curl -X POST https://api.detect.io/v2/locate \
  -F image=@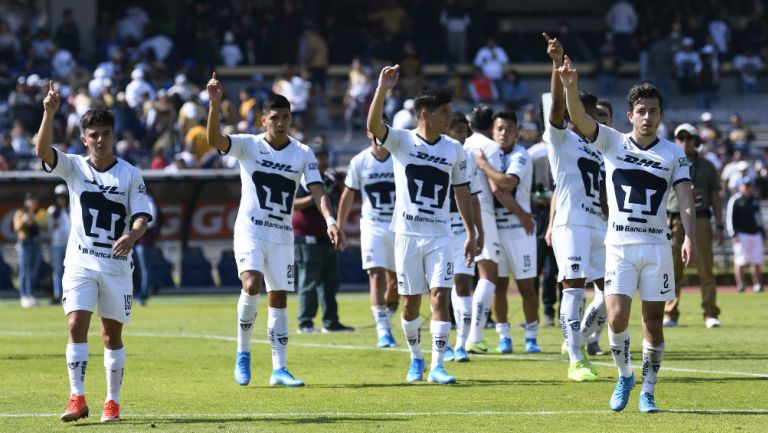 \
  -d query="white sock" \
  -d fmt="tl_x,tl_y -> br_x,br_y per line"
66,343 -> 89,396
469,279 -> 495,343
267,307 -> 288,370
560,288 -> 585,362
609,328 -> 633,377
237,292 -> 260,352
583,289 -> 606,343
495,322 -> 511,340
455,295 -> 472,350
641,340 -> 665,395
524,320 -> 539,340
401,315 -> 423,361
430,320 -> 451,369
372,306 -> 389,338
104,347 -> 125,404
